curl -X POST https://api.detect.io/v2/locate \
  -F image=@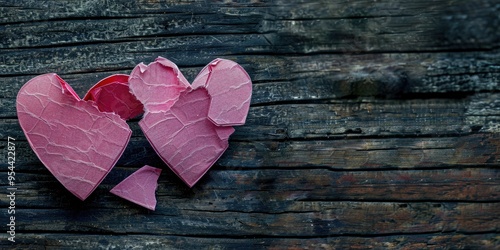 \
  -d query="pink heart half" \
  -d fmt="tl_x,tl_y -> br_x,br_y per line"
129,57 -> 252,187
16,74 -> 133,200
